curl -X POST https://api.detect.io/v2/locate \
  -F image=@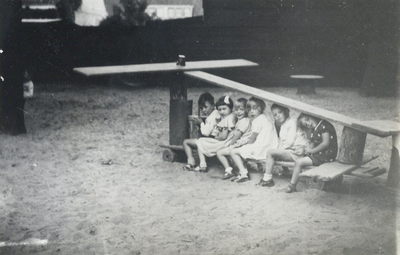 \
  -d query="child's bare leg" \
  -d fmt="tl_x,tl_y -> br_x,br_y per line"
197,148 -> 207,168
287,157 -> 313,192
216,147 -> 231,170
183,139 -> 196,165
217,148 -> 235,179
230,148 -> 248,178
265,149 -> 293,174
